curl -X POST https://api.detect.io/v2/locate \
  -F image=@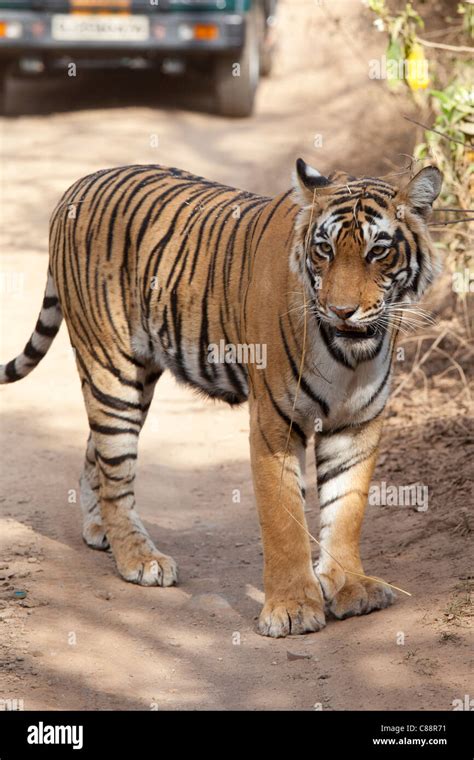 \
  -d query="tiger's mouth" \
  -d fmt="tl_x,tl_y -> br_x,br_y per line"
334,324 -> 378,340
